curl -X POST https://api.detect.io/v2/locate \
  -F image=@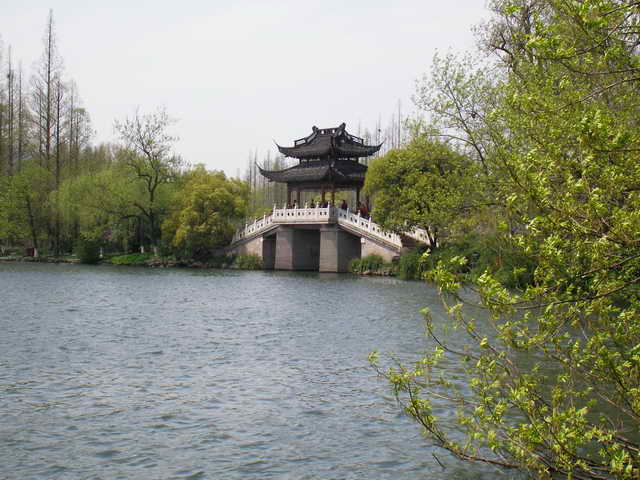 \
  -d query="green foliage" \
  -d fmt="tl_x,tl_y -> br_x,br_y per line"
348,258 -> 361,273
0,164 -> 53,249
75,237 -> 101,264
114,108 -> 184,246
59,161 -> 135,241
374,1 -> 640,478
349,254 -> 386,274
232,254 -> 263,270
364,136 -> 481,246
421,234 -> 536,289
397,249 -> 426,280
107,253 -> 154,266
162,165 -> 249,260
